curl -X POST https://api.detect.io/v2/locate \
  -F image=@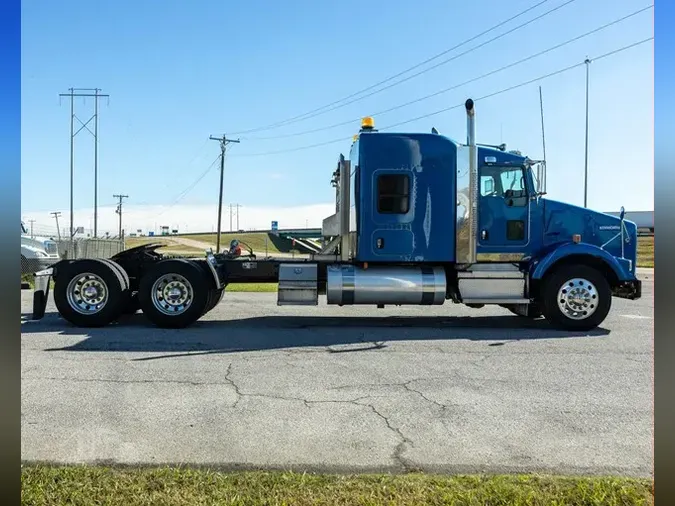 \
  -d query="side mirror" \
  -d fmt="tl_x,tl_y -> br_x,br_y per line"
484,179 -> 494,194
620,206 -> 625,221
